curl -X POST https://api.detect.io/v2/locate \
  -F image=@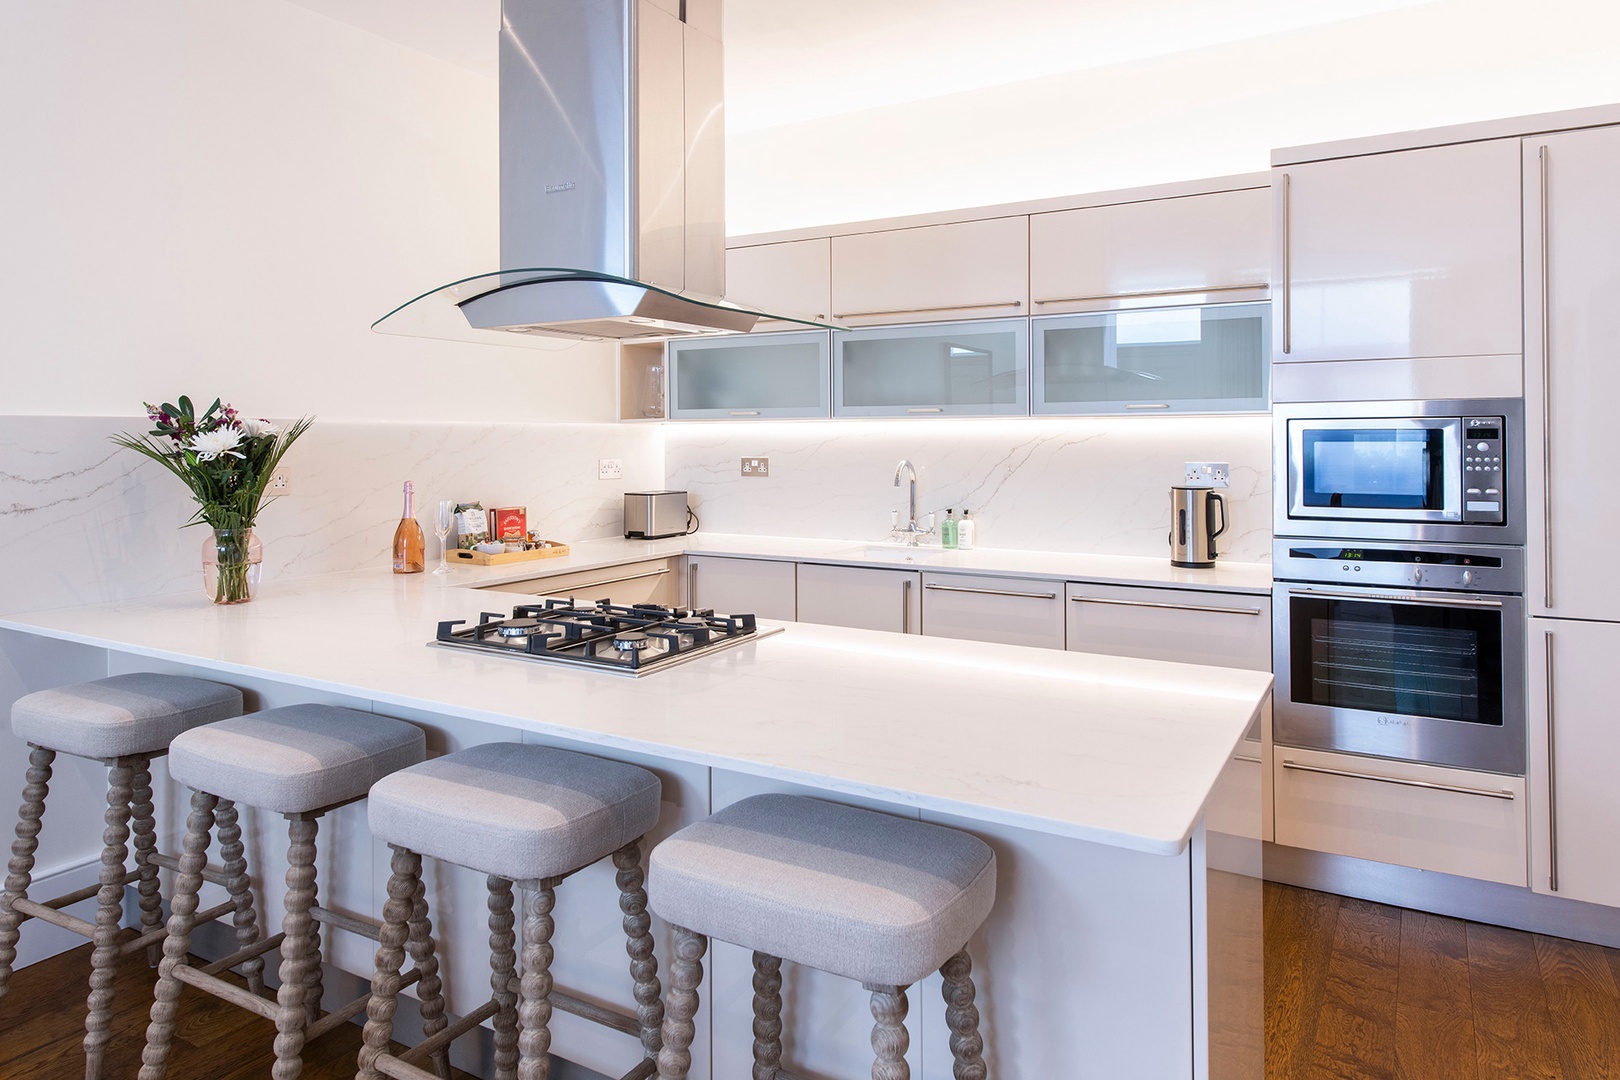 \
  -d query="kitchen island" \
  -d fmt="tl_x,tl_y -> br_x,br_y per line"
0,565 -> 1270,1080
